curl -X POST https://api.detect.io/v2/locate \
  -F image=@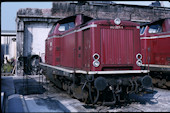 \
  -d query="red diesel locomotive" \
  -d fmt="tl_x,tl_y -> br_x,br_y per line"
40,14 -> 152,104
140,18 -> 170,88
